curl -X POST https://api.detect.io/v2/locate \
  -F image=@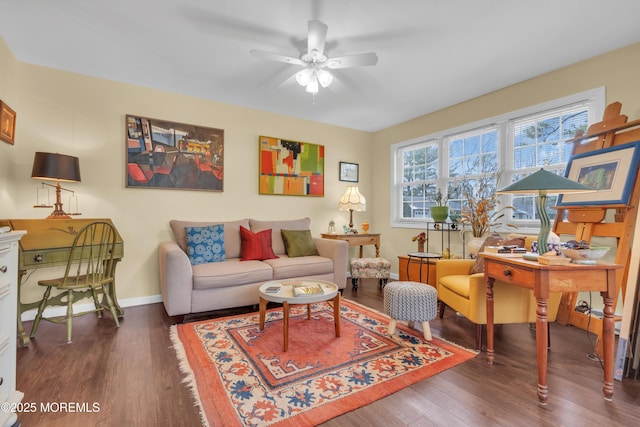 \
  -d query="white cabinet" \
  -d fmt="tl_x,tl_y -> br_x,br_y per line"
0,231 -> 25,427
